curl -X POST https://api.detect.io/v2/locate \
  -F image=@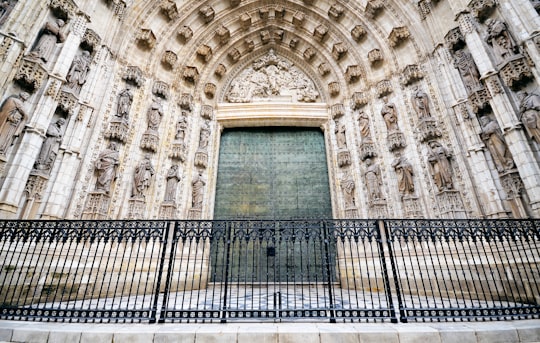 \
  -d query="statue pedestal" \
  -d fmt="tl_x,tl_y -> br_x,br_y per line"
345,208 -> 358,219
159,202 -> 177,219
81,192 -> 111,220
417,117 -> 441,142
106,120 -> 130,143
170,141 -> 186,162
128,197 -> 146,219
188,208 -> 202,219
195,151 -> 208,168
436,190 -> 466,219
359,141 -> 376,161
140,131 -> 159,152
402,195 -> 422,218
368,199 -> 388,219
337,150 -> 351,167
387,131 -> 406,151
